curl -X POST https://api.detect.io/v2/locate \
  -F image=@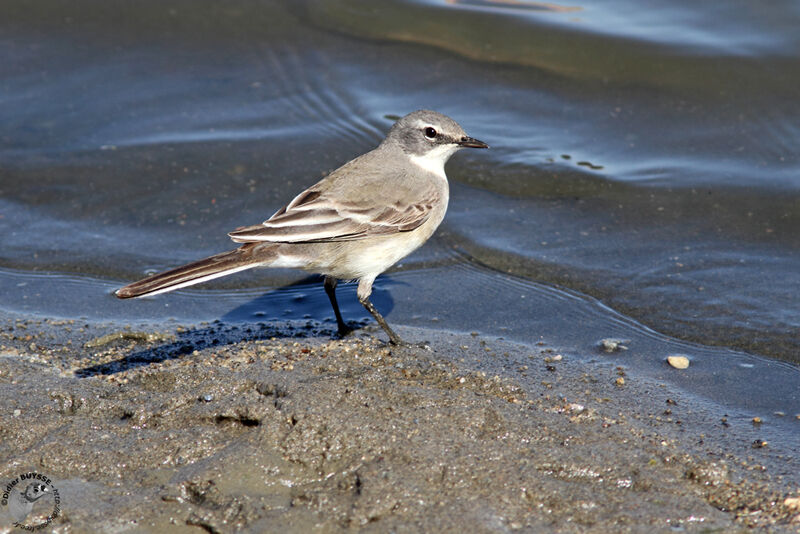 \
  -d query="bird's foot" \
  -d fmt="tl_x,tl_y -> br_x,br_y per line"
388,335 -> 407,347
333,324 -> 354,339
